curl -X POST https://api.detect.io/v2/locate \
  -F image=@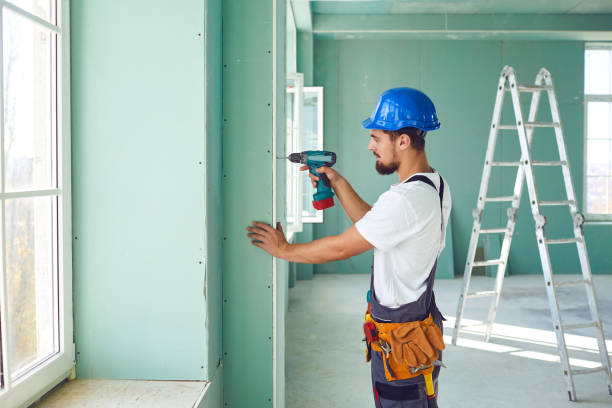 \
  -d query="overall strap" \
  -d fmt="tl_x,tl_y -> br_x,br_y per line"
403,174 -> 444,219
